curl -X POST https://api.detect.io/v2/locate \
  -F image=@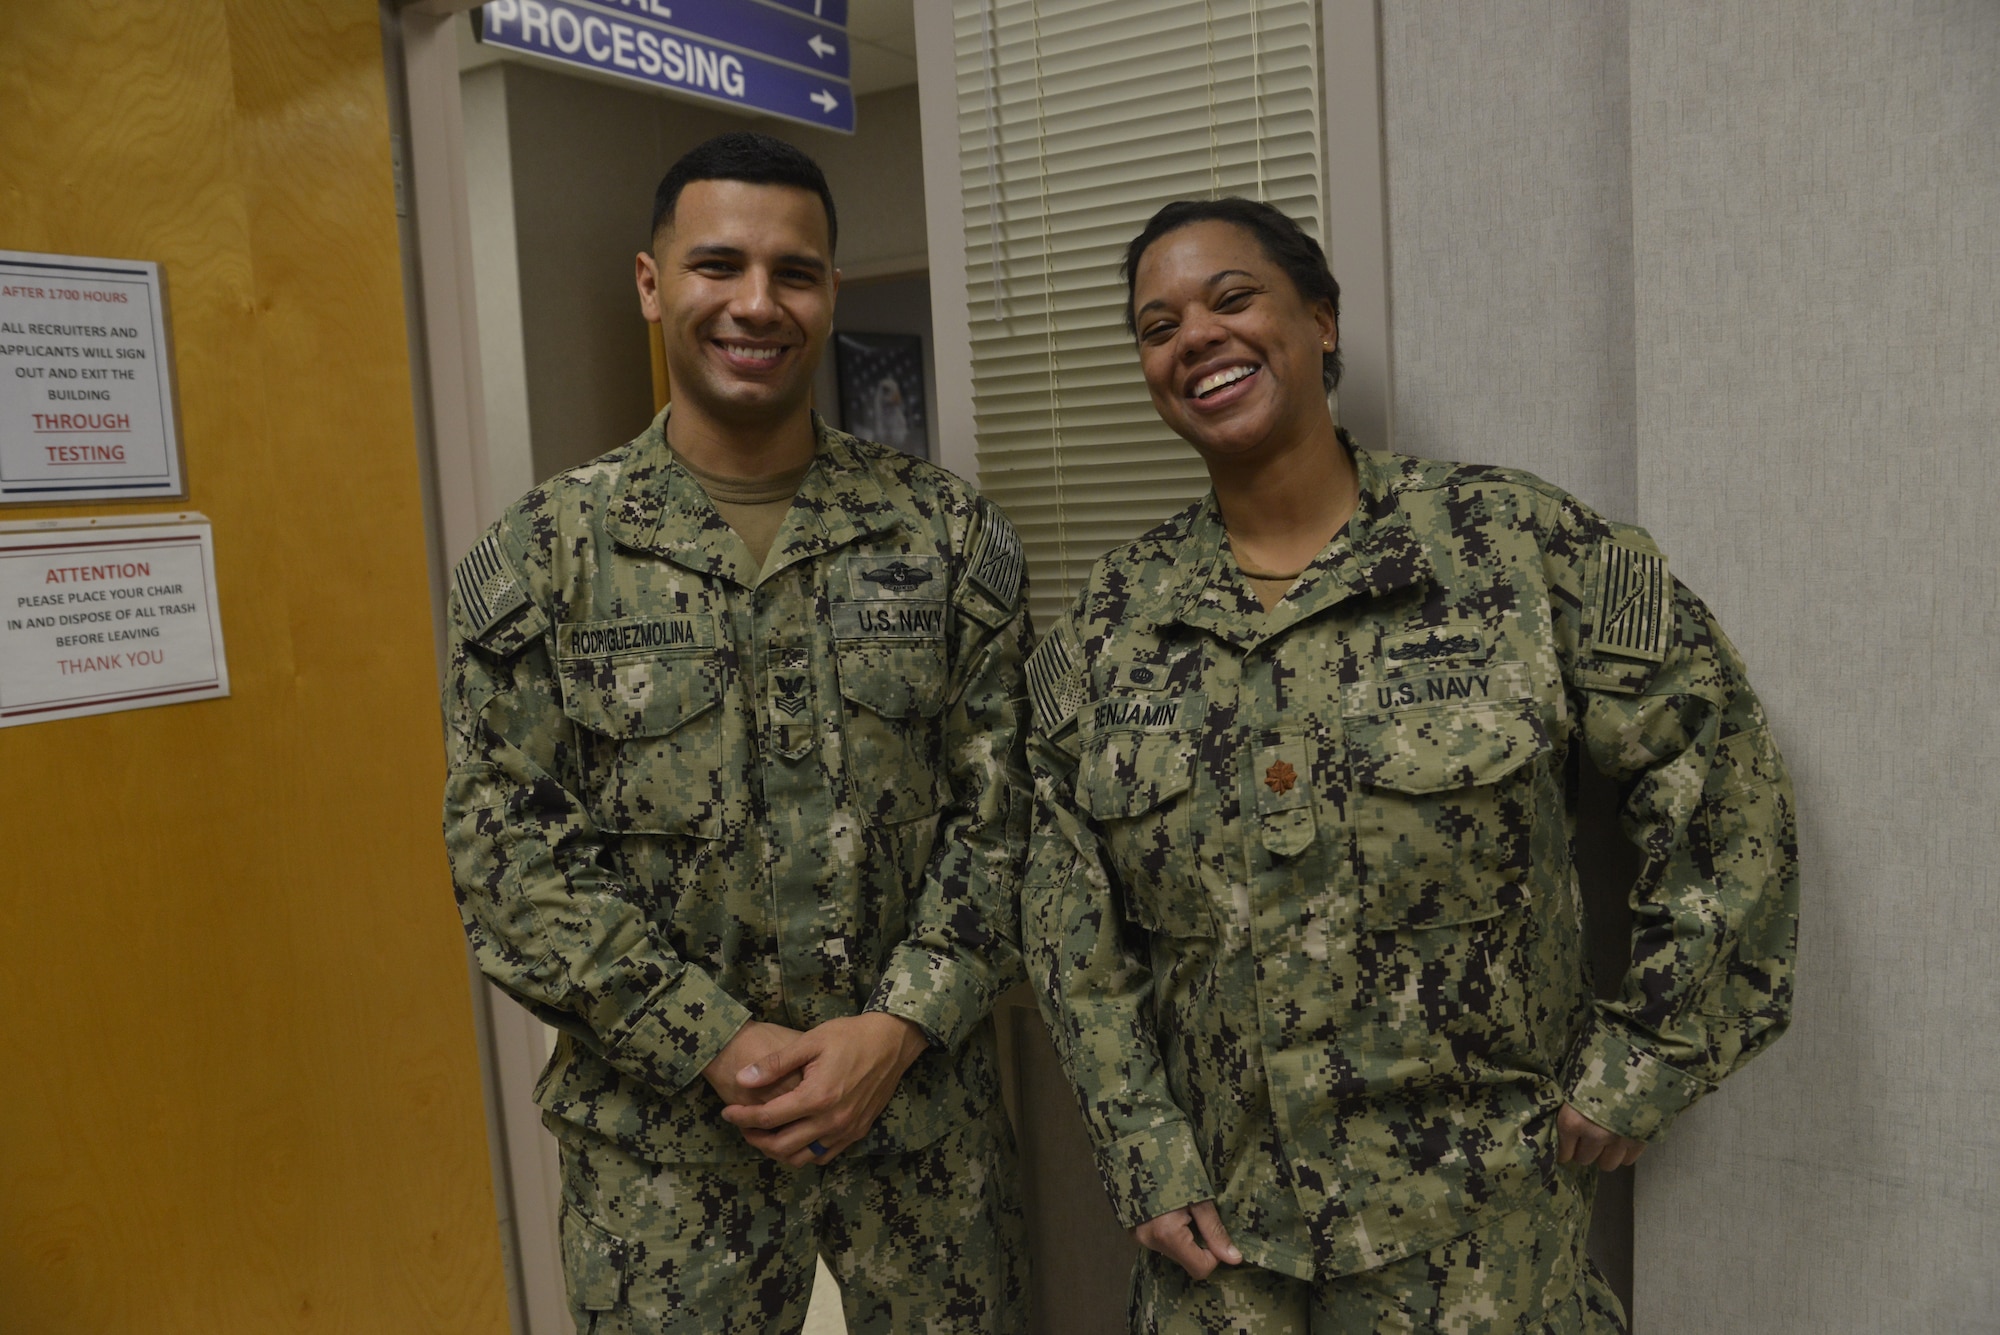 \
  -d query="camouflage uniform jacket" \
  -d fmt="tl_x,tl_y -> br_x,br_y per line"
442,410 -> 1033,1164
1023,444 -> 1797,1280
